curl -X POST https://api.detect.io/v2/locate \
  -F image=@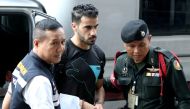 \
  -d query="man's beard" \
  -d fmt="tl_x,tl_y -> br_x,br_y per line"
78,32 -> 96,45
